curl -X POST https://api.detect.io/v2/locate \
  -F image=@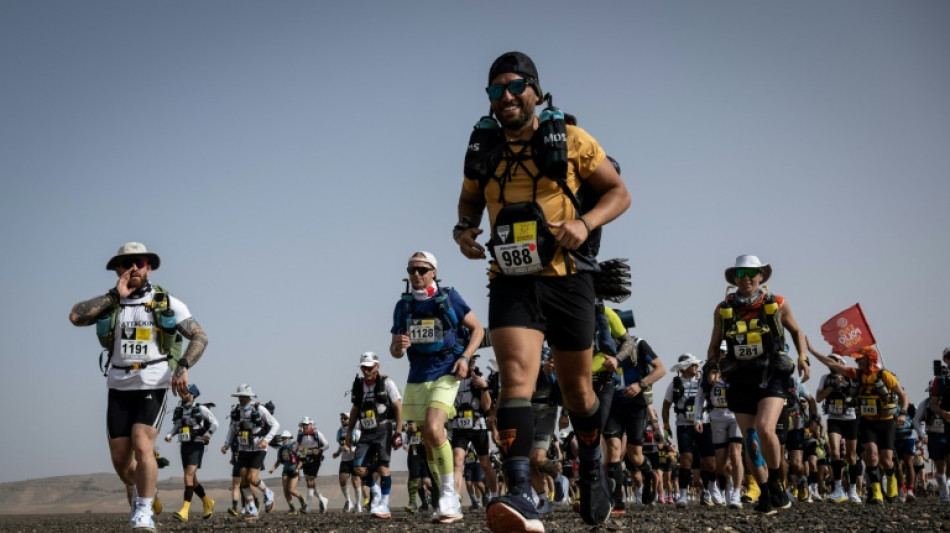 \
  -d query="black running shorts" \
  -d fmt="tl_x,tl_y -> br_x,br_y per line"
488,272 -> 595,351
107,388 -> 167,439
